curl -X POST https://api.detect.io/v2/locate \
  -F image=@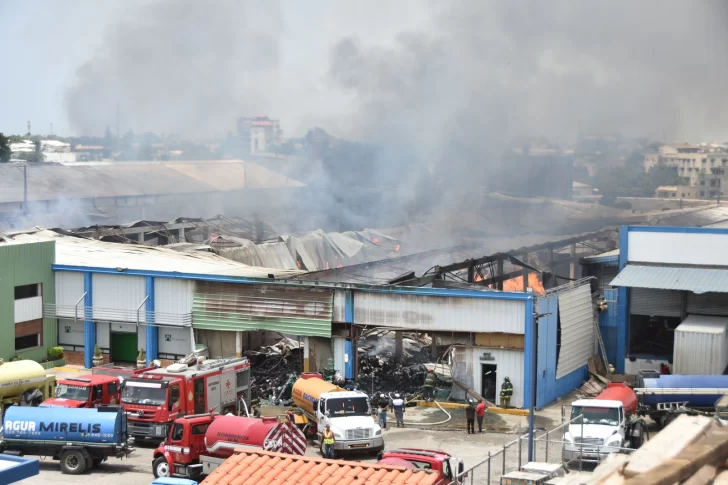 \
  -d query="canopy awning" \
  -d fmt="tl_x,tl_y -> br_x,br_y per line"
610,264 -> 728,294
